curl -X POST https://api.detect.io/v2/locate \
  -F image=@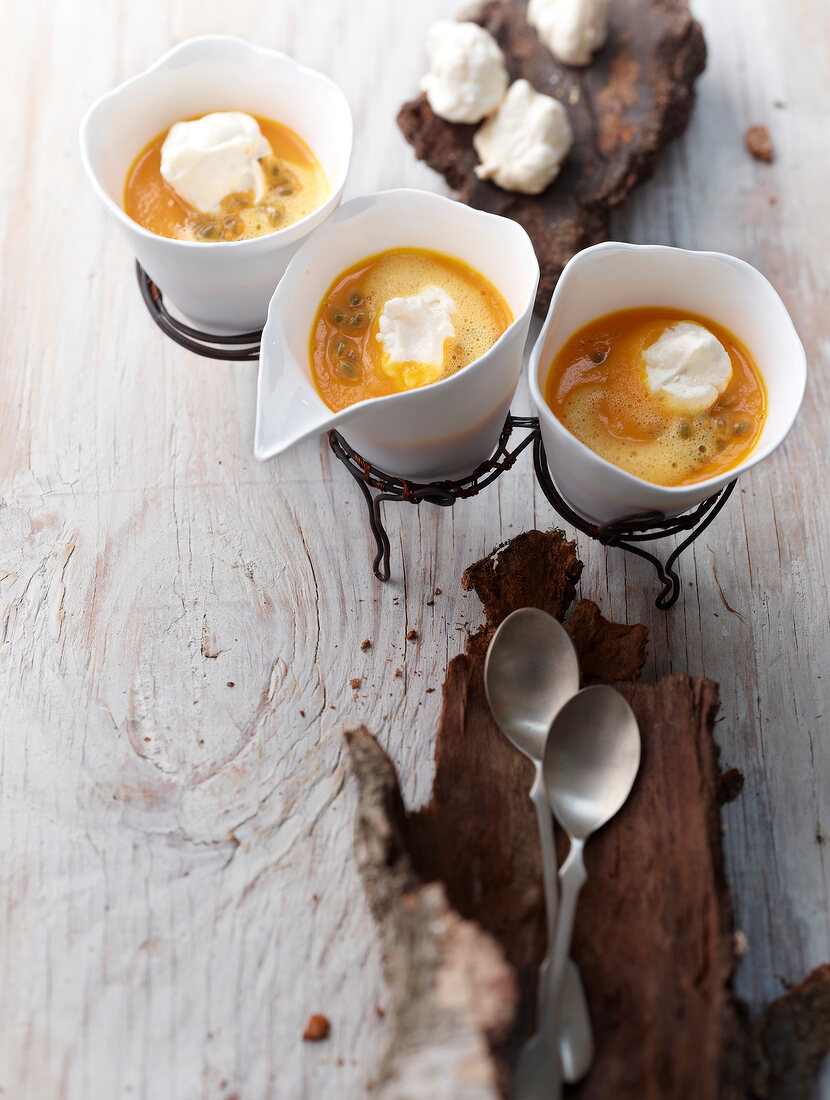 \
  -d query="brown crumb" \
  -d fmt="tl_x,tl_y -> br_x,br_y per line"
425,688 -> 435,694
434,587 -> 441,595
394,668 -> 402,678
406,629 -> 418,641
350,677 -> 361,690
426,599 -> 434,606
303,1014 -> 330,1041
745,124 -> 773,162
361,638 -> 372,651
717,767 -> 745,806
226,681 -> 234,688
300,709 -> 305,717
143,737 -> 151,742
375,1005 -> 385,1018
